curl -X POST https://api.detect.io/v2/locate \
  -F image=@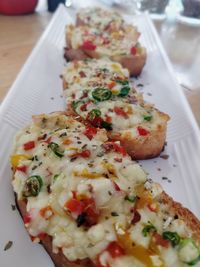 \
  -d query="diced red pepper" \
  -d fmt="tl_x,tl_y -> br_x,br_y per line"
102,37 -> 110,45
84,126 -> 97,140
38,232 -> 47,240
137,126 -> 149,136
105,114 -> 112,123
81,198 -> 99,226
153,232 -> 170,248
113,181 -> 121,191
147,203 -> 157,212
79,71 -> 86,78
71,149 -> 91,159
108,81 -> 116,89
103,142 -> 127,156
44,136 -> 52,144
65,198 -> 84,214
79,149 -> 91,158
38,134 -> 47,141
130,46 -> 137,55
66,196 -> 99,227
80,103 -> 88,111
80,91 -> 88,99
16,165 -> 27,173
113,143 -> 127,156
114,157 -> 122,163
23,141 -> 35,150
91,116 -> 103,127
114,107 -> 128,118
23,213 -> 31,225
131,210 -> 141,225
81,40 -> 96,50
96,241 -> 124,267
107,241 -> 125,258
